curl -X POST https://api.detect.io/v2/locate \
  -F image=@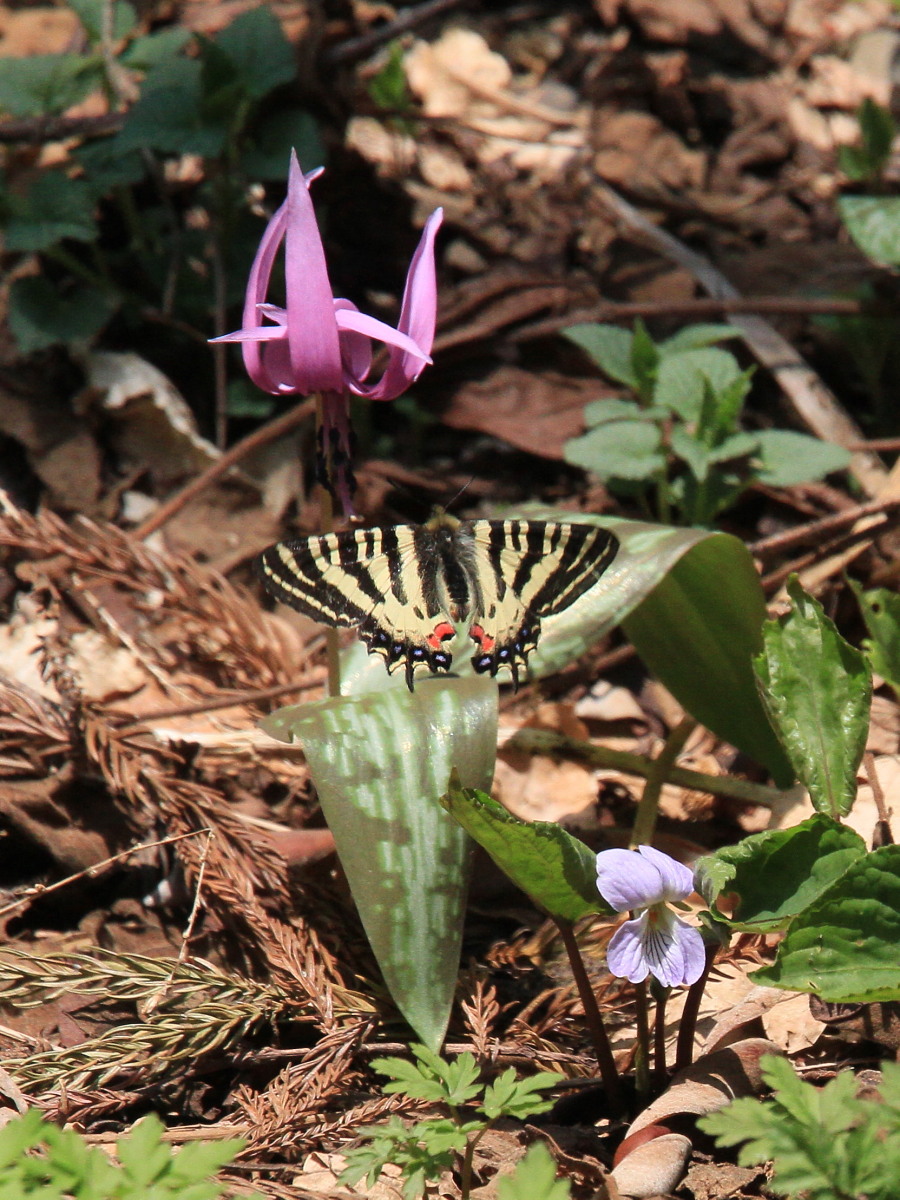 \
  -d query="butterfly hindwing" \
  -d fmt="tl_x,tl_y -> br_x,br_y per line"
257,526 -> 459,688
460,519 -> 619,685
